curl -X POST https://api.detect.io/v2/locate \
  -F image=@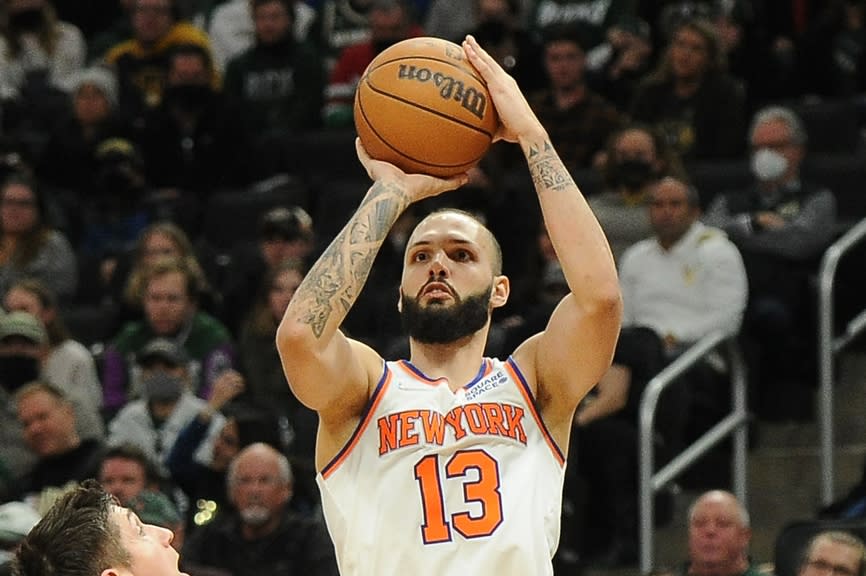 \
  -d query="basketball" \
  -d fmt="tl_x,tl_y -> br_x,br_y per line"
354,36 -> 499,178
